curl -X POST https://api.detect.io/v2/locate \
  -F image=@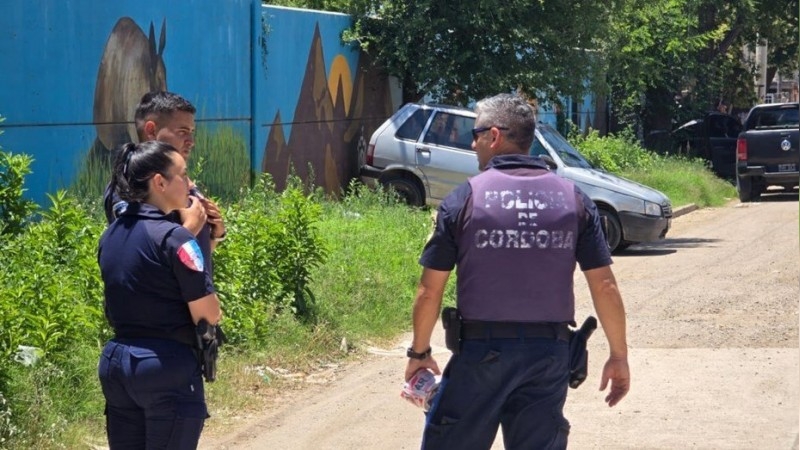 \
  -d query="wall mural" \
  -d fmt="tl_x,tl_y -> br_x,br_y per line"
73,16 -> 251,202
94,17 -> 168,153
261,24 -> 394,194
1,4 -> 390,205
69,17 -> 172,200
